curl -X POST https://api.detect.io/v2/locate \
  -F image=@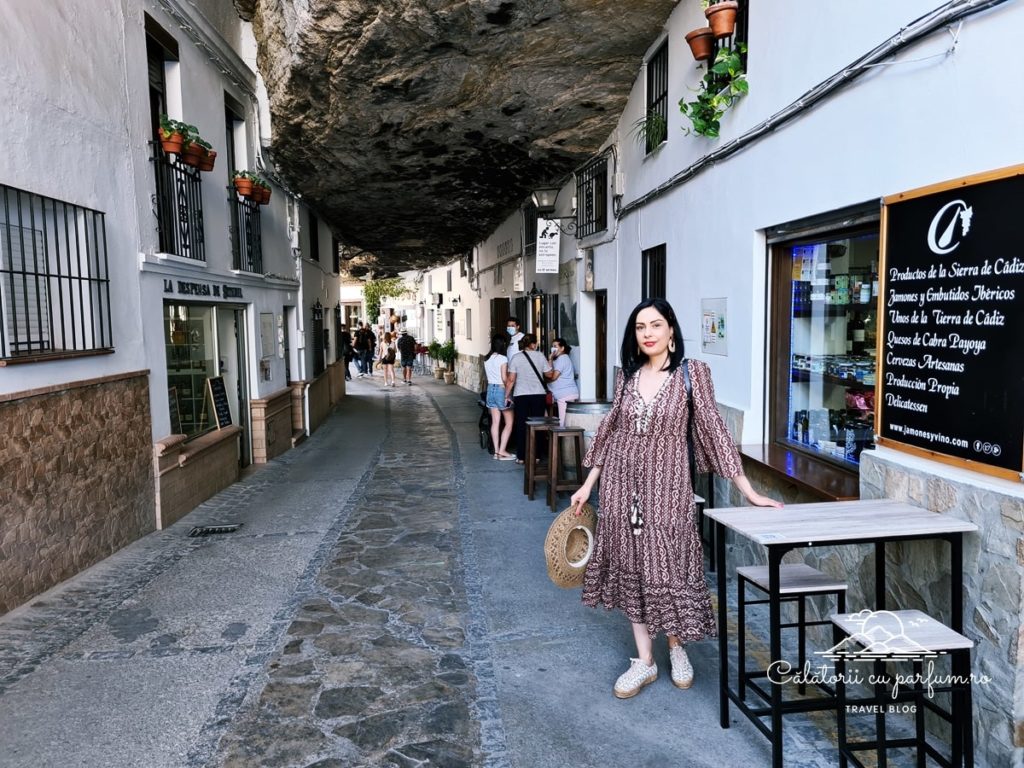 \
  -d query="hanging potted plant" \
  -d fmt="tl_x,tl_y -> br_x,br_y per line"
197,140 -> 217,172
679,43 -> 748,138
232,169 -> 255,198
180,125 -> 206,167
685,26 -> 715,62
704,0 -> 739,39
158,115 -> 186,154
